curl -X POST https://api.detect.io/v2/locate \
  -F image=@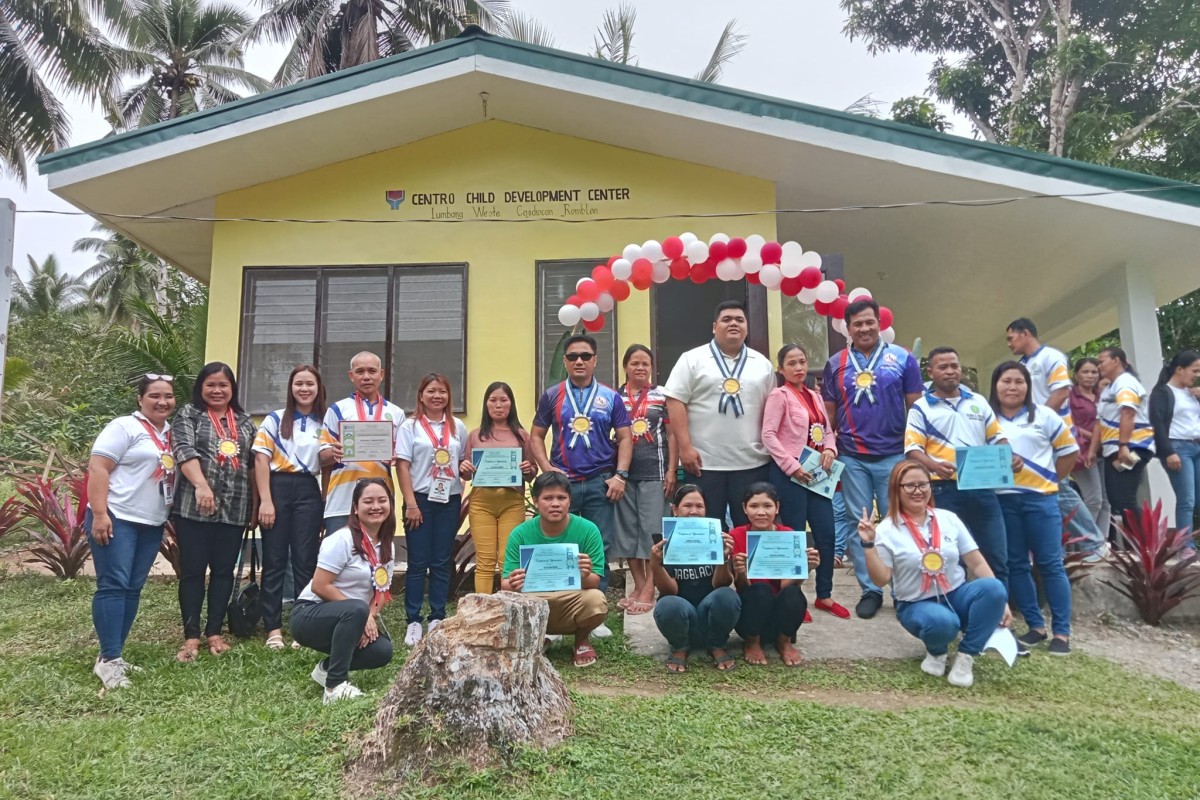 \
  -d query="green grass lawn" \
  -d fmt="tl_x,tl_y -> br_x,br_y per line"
1,574 -> 1197,799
